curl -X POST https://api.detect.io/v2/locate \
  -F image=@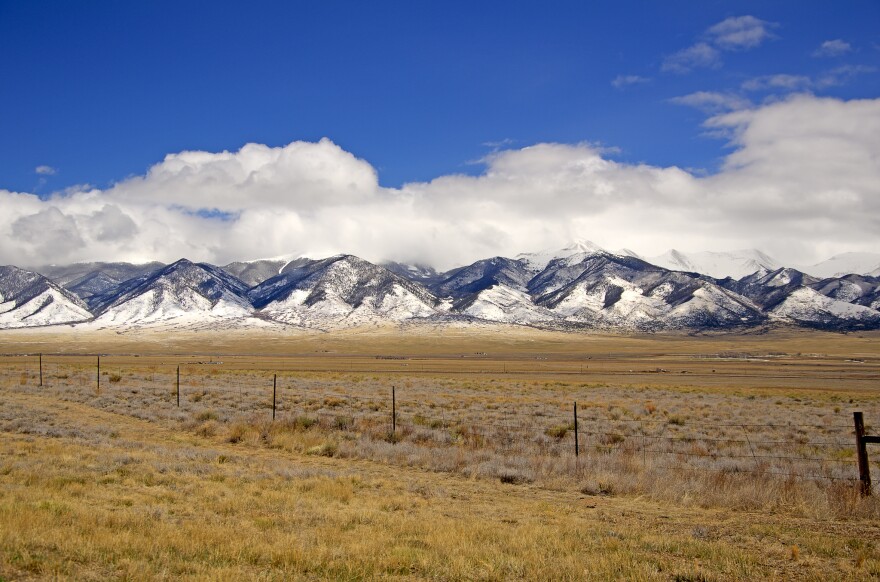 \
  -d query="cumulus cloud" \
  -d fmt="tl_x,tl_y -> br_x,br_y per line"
35,165 -> 57,176
813,39 -> 852,57
663,16 -> 775,74
0,95 -> 878,269
661,43 -> 720,74
741,74 -> 812,92
611,75 -> 650,88
705,16 -> 775,50
816,65 -> 877,88
670,91 -> 751,114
